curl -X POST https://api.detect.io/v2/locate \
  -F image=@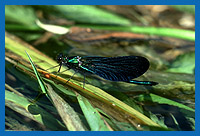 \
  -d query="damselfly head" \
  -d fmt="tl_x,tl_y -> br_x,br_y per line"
57,53 -> 66,64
